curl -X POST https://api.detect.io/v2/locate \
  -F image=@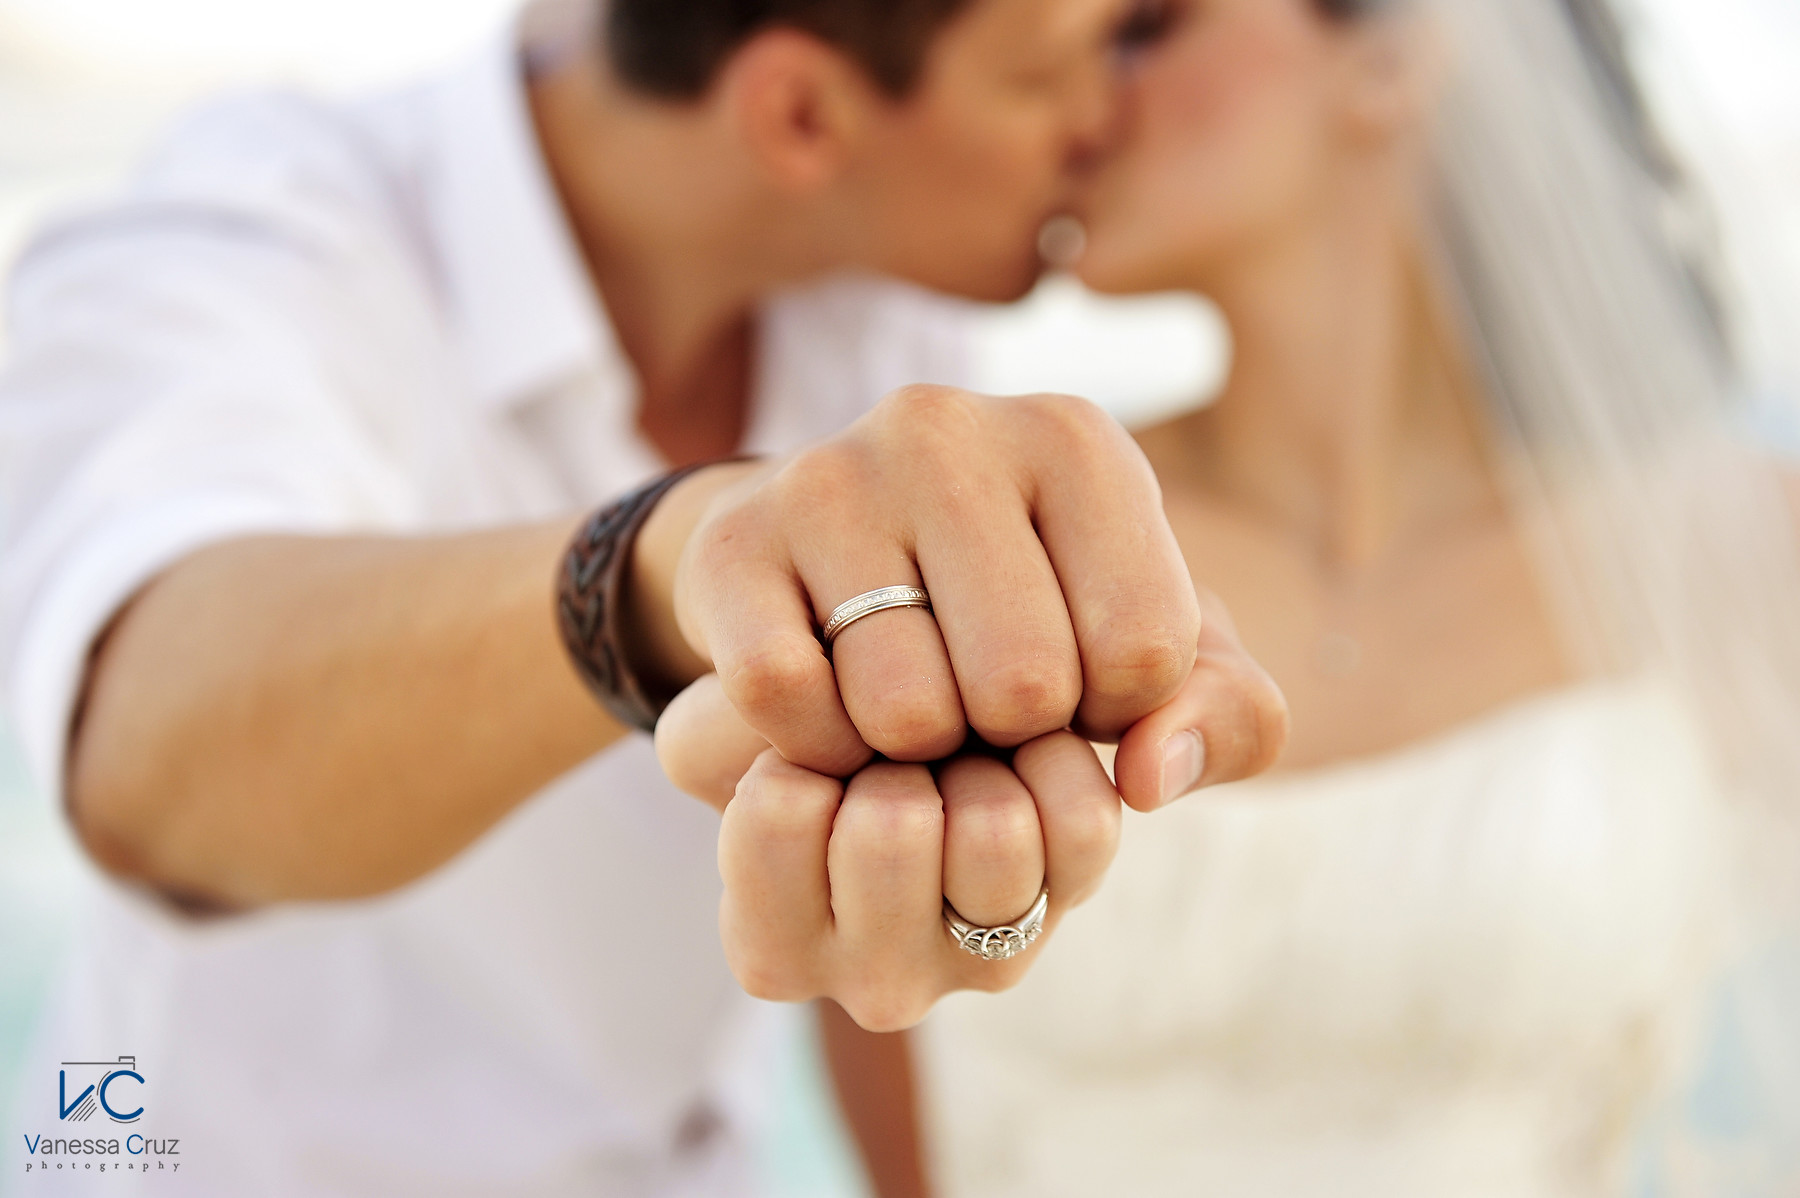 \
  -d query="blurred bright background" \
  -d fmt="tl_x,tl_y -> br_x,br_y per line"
0,0 -> 1796,1194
